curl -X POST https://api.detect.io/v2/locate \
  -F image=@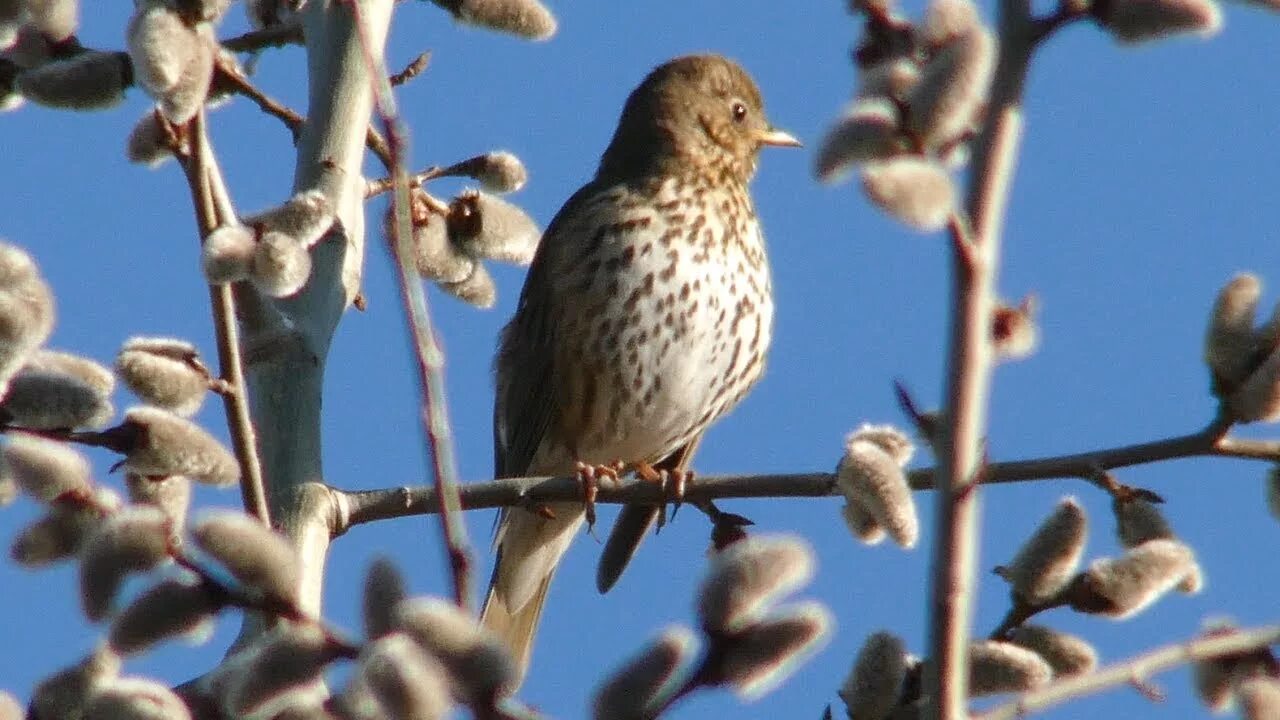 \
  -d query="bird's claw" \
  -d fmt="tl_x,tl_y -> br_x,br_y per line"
634,462 -> 693,530
576,461 -> 623,534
